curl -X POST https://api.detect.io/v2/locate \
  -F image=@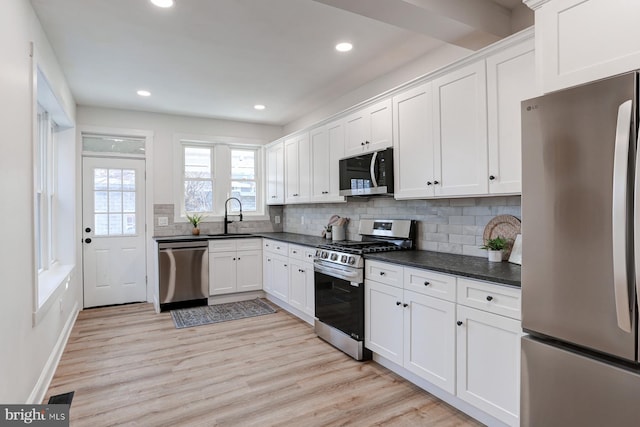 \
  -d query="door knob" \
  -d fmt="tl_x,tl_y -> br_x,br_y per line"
396,301 -> 402,306
486,295 -> 494,301
424,281 -> 430,286
433,180 -> 440,185
84,238 -> 92,244
489,175 -> 496,180
85,227 -> 91,233
427,181 -> 432,186
403,303 -> 408,308
457,321 -> 463,326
